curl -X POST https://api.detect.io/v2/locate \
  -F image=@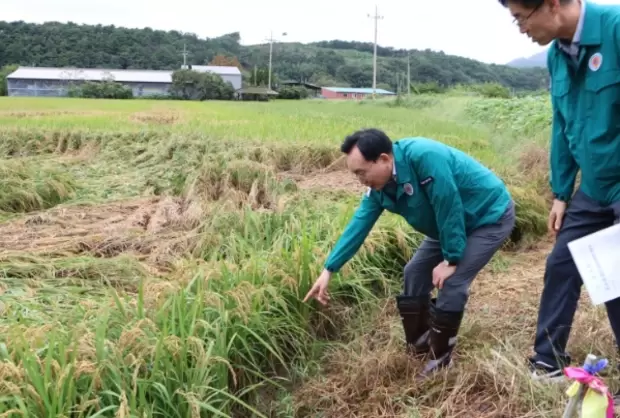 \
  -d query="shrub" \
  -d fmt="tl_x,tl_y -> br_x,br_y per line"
277,86 -> 310,100
67,80 -> 133,99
